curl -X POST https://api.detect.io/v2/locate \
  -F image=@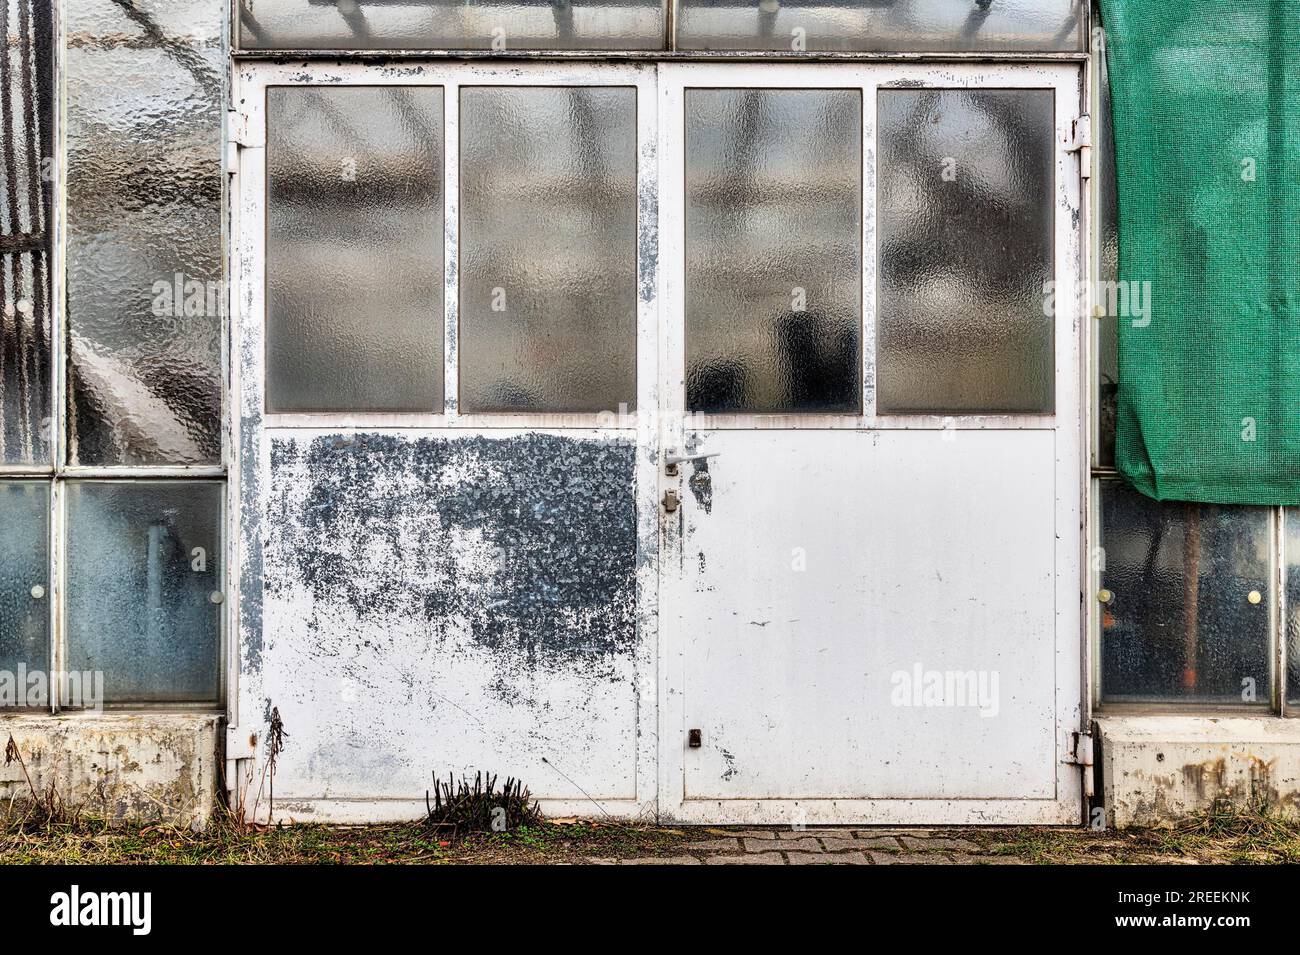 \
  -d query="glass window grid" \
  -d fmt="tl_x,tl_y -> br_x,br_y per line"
0,477 -> 227,710
0,5 -> 227,711
233,0 -> 1090,55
